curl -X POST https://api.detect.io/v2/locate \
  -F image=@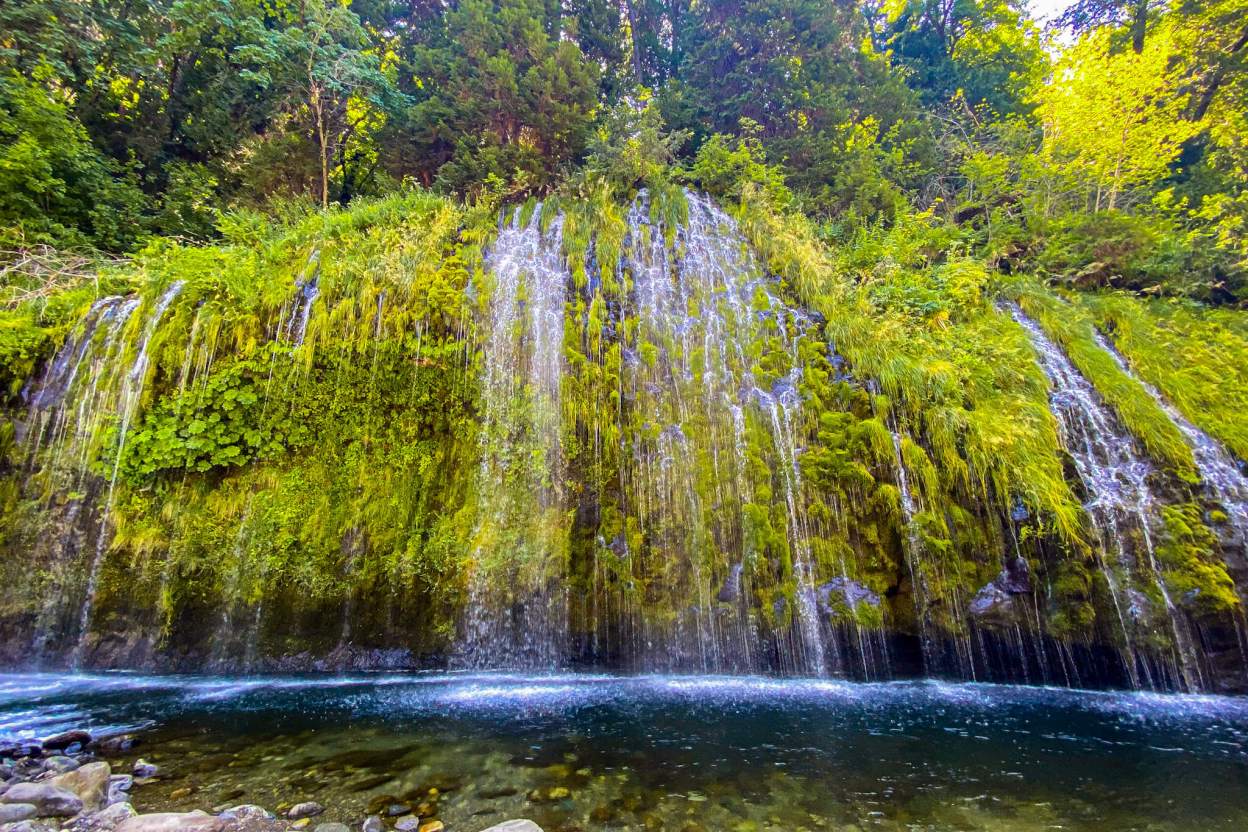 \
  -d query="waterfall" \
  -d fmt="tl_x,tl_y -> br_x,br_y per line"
605,191 -> 836,675
455,205 -> 570,669
1091,329 -> 1248,548
1008,303 -> 1203,689
72,282 -> 184,666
